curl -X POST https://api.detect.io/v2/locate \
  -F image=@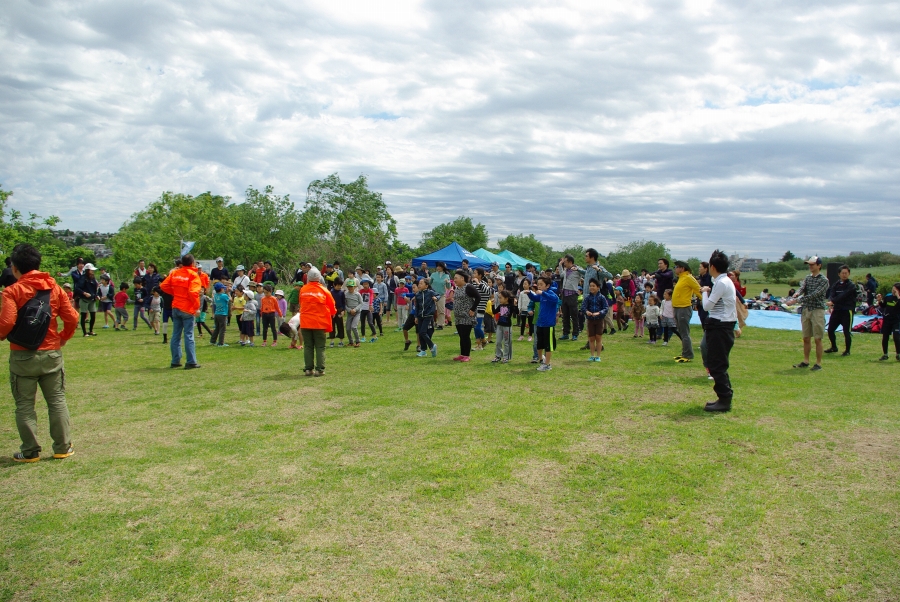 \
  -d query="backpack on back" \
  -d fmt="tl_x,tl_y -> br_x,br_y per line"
7,289 -> 53,350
